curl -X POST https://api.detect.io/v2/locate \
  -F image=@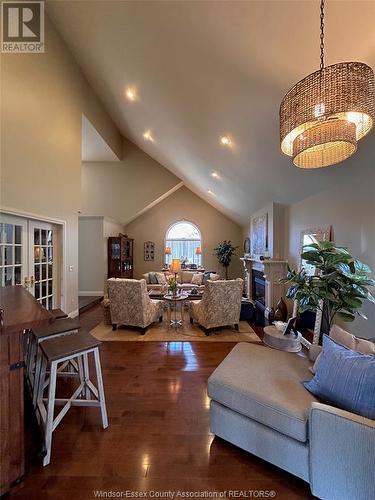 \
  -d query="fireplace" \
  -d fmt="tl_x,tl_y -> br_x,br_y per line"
252,270 -> 265,309
240,257 -> 287,322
